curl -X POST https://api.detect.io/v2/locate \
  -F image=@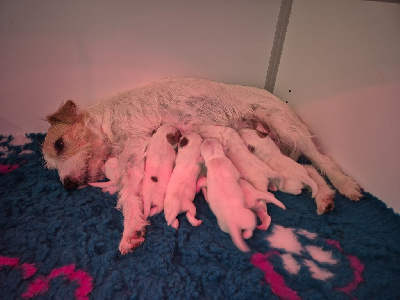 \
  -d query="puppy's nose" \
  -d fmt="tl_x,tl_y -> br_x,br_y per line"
63,177 -> 79,190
